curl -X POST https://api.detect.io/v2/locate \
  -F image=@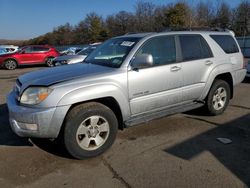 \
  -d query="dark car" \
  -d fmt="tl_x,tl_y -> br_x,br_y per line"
0,45 -> 60,70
